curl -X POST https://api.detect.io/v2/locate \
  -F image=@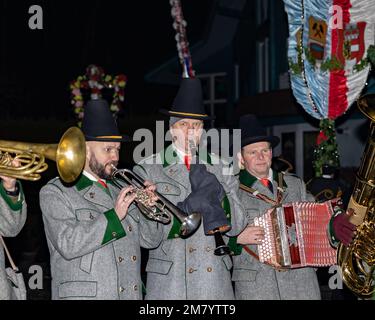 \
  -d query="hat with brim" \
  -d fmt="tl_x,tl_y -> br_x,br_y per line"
240,114 -> 280,148
159,77 -> 214,121
82,99 -> 130,142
